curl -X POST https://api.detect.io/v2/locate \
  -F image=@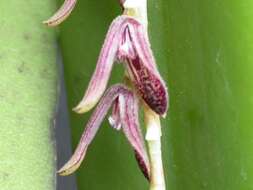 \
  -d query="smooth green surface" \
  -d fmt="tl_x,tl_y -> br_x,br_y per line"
149,1 -> 253,190
60,0 -> 253,190
0,1 -> 58,190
